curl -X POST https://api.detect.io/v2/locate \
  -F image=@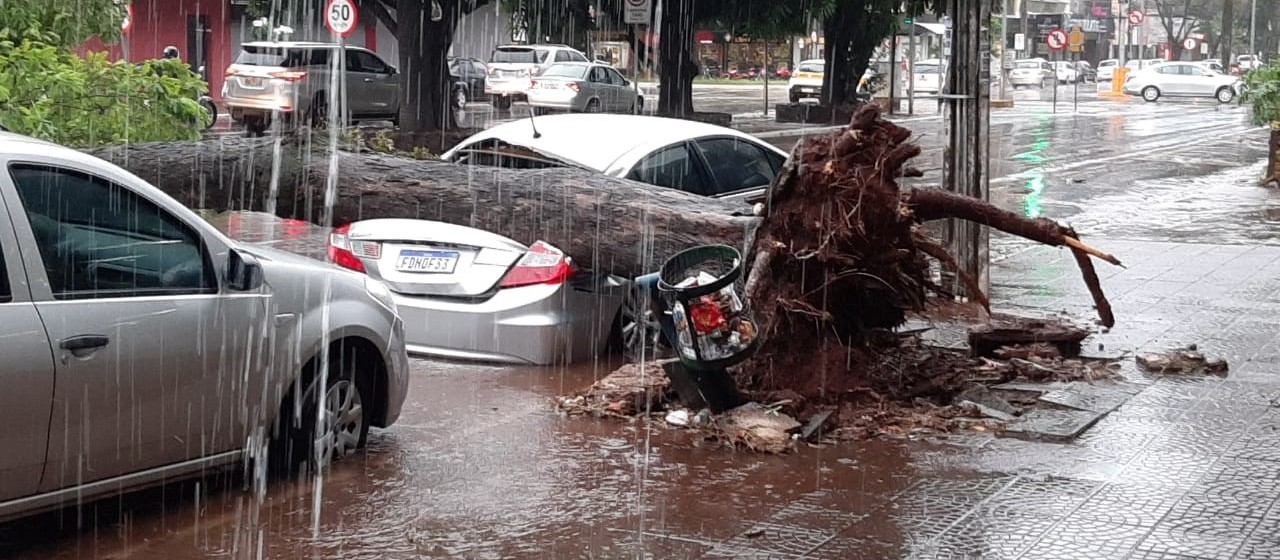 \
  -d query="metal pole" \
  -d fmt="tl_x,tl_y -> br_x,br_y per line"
889,37 -> 898,115
1073,51 -> 1079,112
763,41 -> 770,116
1118,5 -> 1127,67
1000,0 -> 1009,100
1250,0 -> 1257,57
1053,50 -> 1058,113
906,17 -> 916,113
